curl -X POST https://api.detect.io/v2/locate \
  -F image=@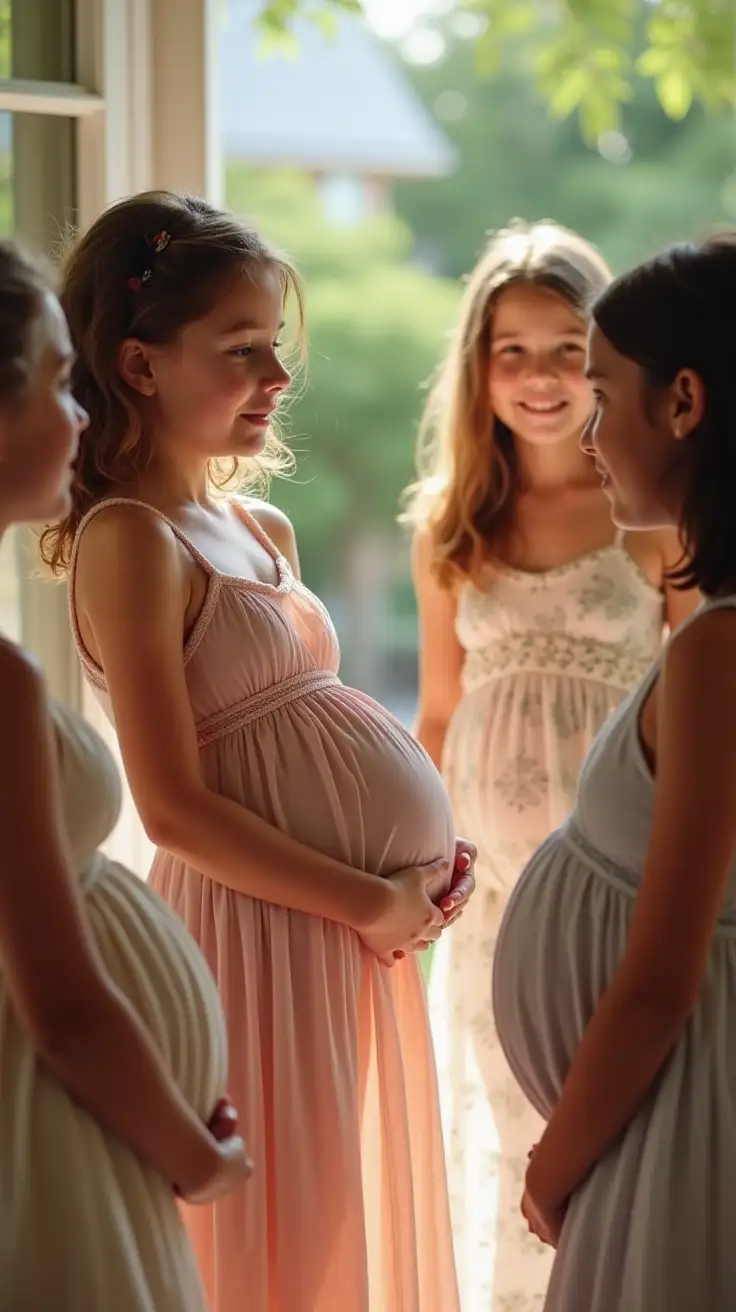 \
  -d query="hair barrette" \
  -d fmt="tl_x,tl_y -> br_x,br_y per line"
127,230 -> 171,293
